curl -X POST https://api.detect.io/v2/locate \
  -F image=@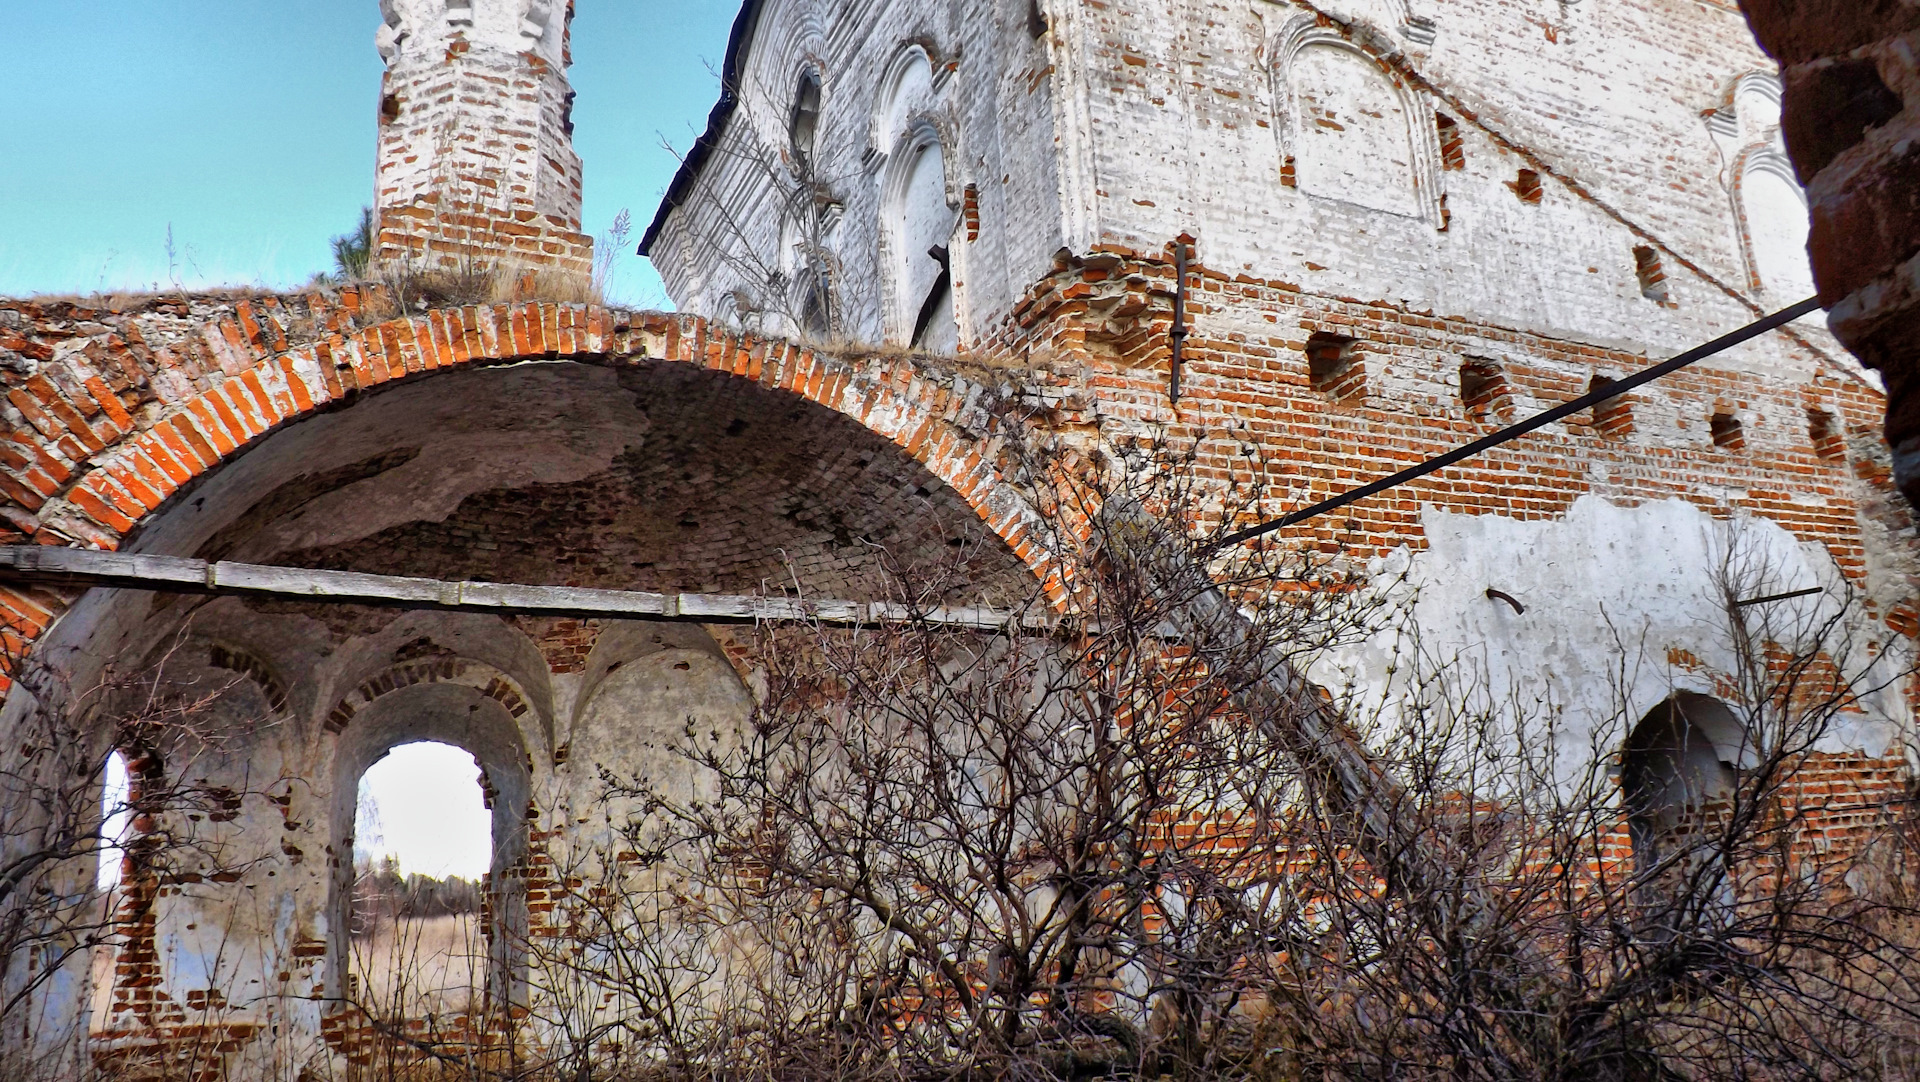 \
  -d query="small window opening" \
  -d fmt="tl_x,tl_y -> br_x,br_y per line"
1512,168 -> 1543,204
380,92 -> 403,125
789,70 -> 822,172
1460,359 -> 1512,421
1435,113 -> 1464,170
1807,408 -> 1843,460
800,269 -> 833,339
1710,410 -> 1745,450
1280,155 -> 1297,188
1589,375 -> 1633,438
1306,333 -> 1365,402
98,750 -> 133,892
352,742 -> 491,1019
1633,245 -> 1671,304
